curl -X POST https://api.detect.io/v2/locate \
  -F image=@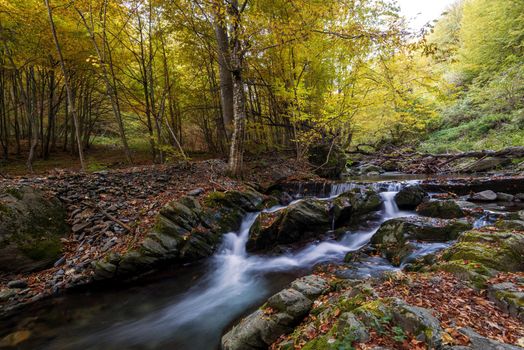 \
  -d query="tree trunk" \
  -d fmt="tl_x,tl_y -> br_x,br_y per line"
226,0 -> 247,177
45,0 -> 85,171
213,5 -> 234,139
